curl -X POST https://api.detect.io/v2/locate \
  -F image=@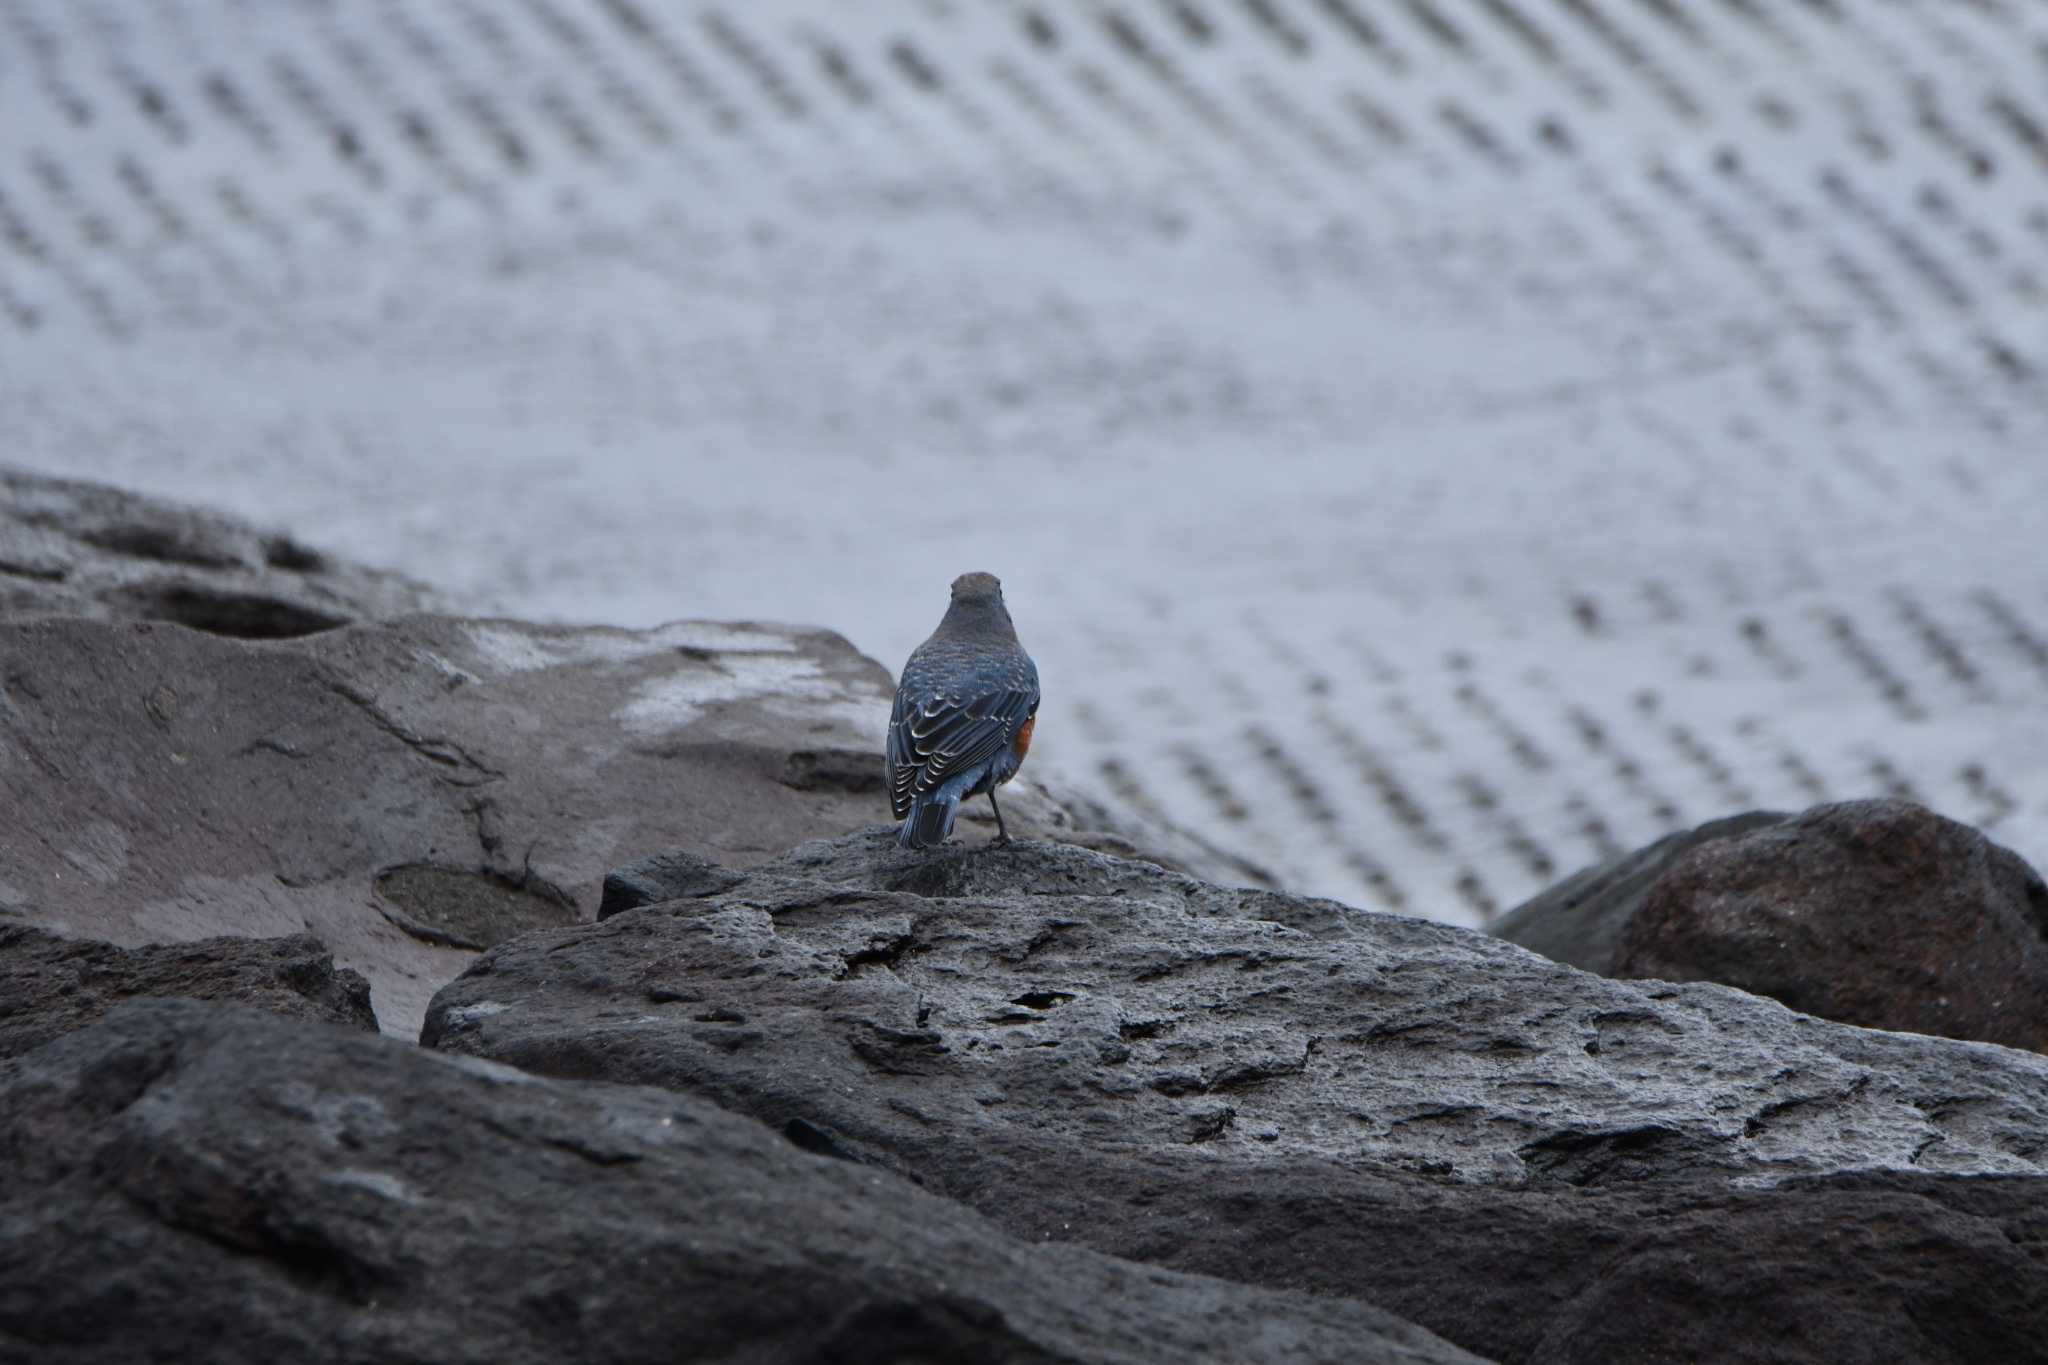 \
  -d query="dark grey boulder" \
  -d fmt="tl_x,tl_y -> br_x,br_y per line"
425,829 -> 2048,1364
0,925 -> 376,1056
1500,800 -> 2048,1051
0,466 -> 441,634
1490,810 -> 1789,972
0,1000 -> 1482,1365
